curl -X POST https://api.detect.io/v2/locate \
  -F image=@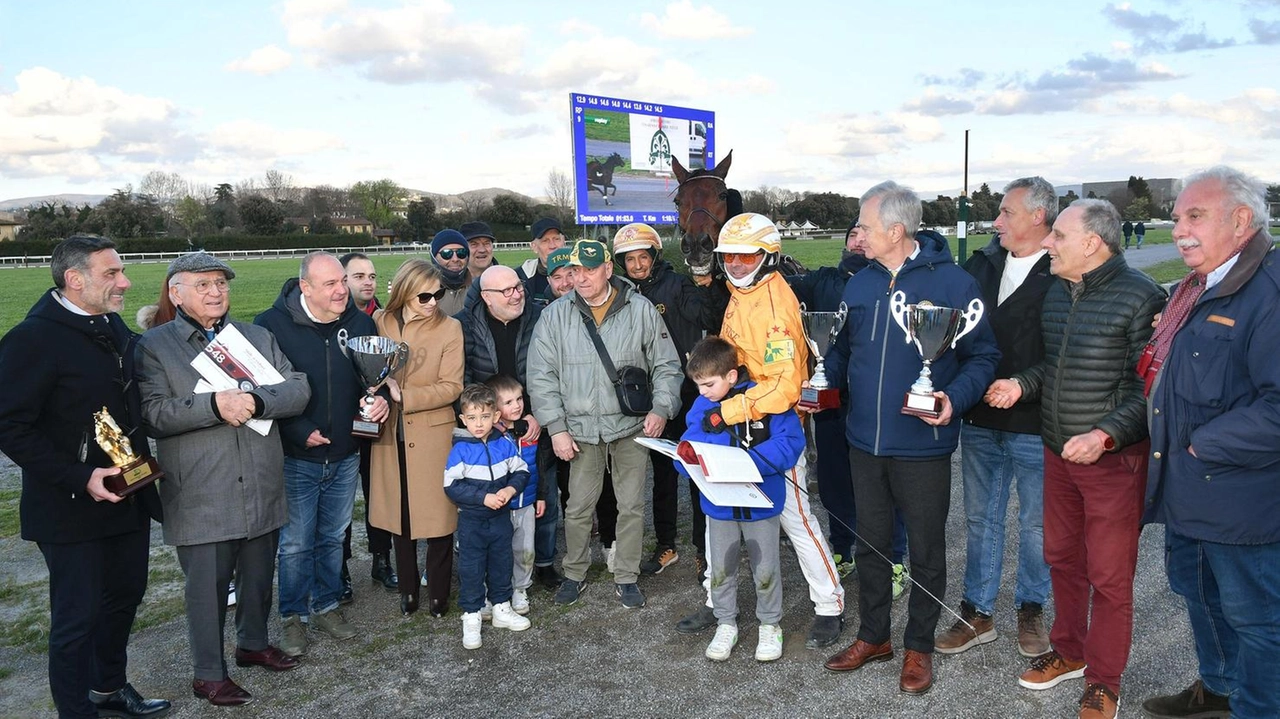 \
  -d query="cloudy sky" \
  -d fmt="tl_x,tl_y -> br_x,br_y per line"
2,0 -> 1277,203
